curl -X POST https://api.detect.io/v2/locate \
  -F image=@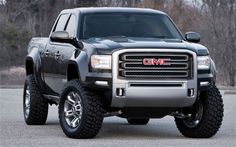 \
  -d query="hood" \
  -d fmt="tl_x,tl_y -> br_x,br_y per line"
83,38 -> 209,56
